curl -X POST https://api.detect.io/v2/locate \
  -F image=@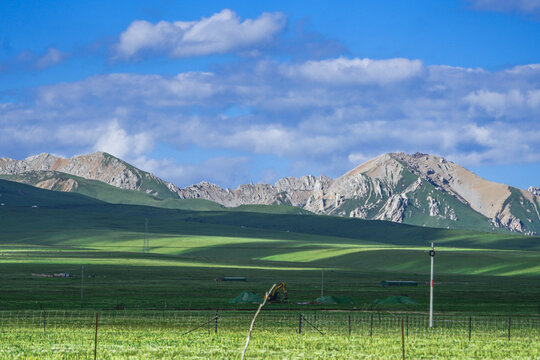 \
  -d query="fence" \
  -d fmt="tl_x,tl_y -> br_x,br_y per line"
1,310 -> 539,339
